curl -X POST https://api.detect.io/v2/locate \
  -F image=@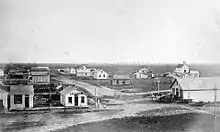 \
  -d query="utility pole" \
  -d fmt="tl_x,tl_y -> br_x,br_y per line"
214,84 -> 217,132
